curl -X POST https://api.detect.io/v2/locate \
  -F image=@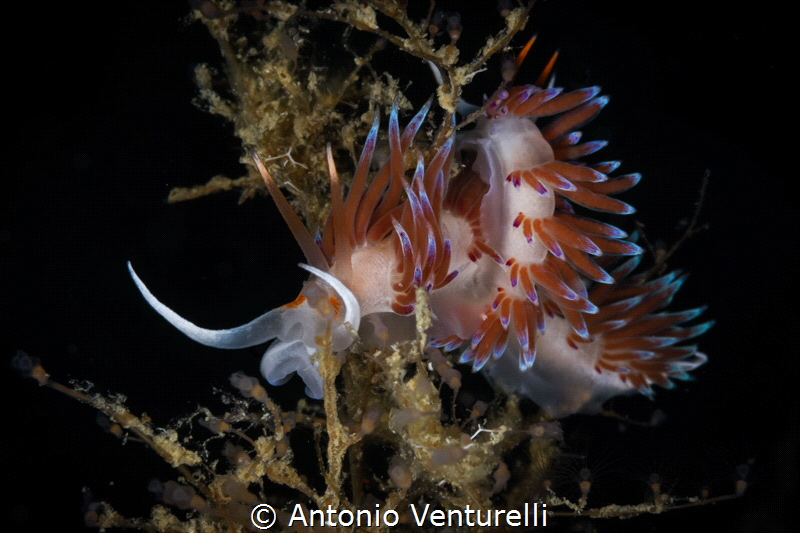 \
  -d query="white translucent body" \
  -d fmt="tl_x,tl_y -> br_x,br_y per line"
460,115 -> 556,266
130,112 -> 705,416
